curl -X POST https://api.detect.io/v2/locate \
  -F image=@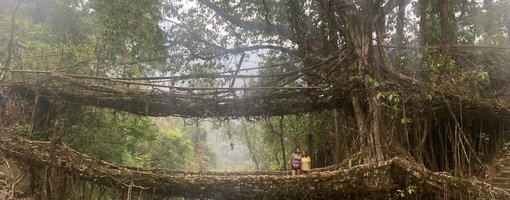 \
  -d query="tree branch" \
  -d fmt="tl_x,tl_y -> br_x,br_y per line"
2,2 -> 21,80
197,0 -> 293,39
383,0 -> 411,15
229,53 -> 245,98
199,45 -> 296,60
